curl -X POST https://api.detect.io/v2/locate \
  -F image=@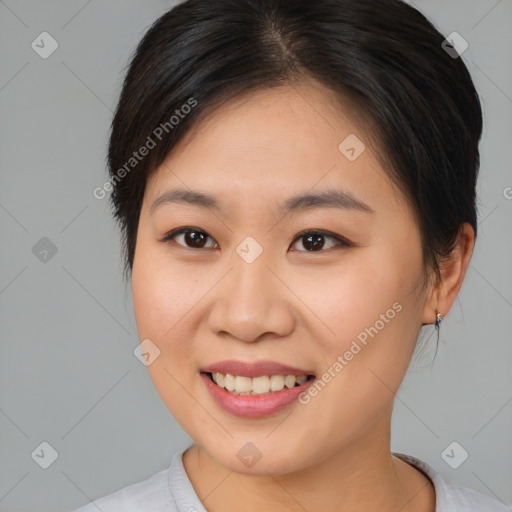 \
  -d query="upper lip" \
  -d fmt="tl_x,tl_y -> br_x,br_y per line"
201,360 -> 315,378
